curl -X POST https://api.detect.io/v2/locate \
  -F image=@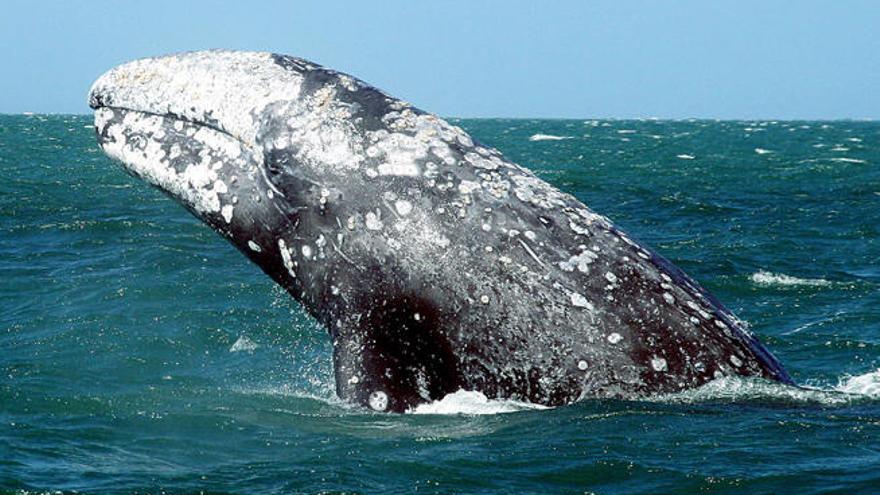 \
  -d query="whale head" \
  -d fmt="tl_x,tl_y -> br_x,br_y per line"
88,50 -> 377,270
